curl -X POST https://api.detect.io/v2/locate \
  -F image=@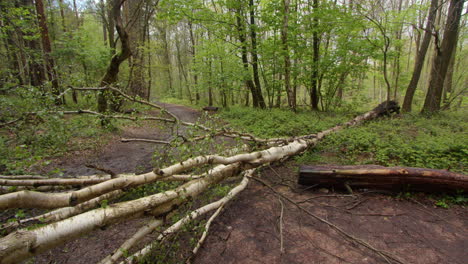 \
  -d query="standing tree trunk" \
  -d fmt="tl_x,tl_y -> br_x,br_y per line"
311,0 -> 320,110
402,0 -> 438,112
421,0 -> 463,113
35,0 -> 61,100
188,20 -> 200,103
159,24 -> 174,97
126,0 -> 148,99
248,0 -> 266,108
72,0 -> 80,26
235,6 -> 258,108
97,0 -> 132,113
442,30 -> 460,107
281,0 -> 295,111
